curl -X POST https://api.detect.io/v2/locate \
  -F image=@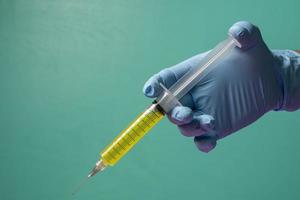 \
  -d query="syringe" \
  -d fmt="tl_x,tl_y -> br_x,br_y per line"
87,35 -> 240,178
